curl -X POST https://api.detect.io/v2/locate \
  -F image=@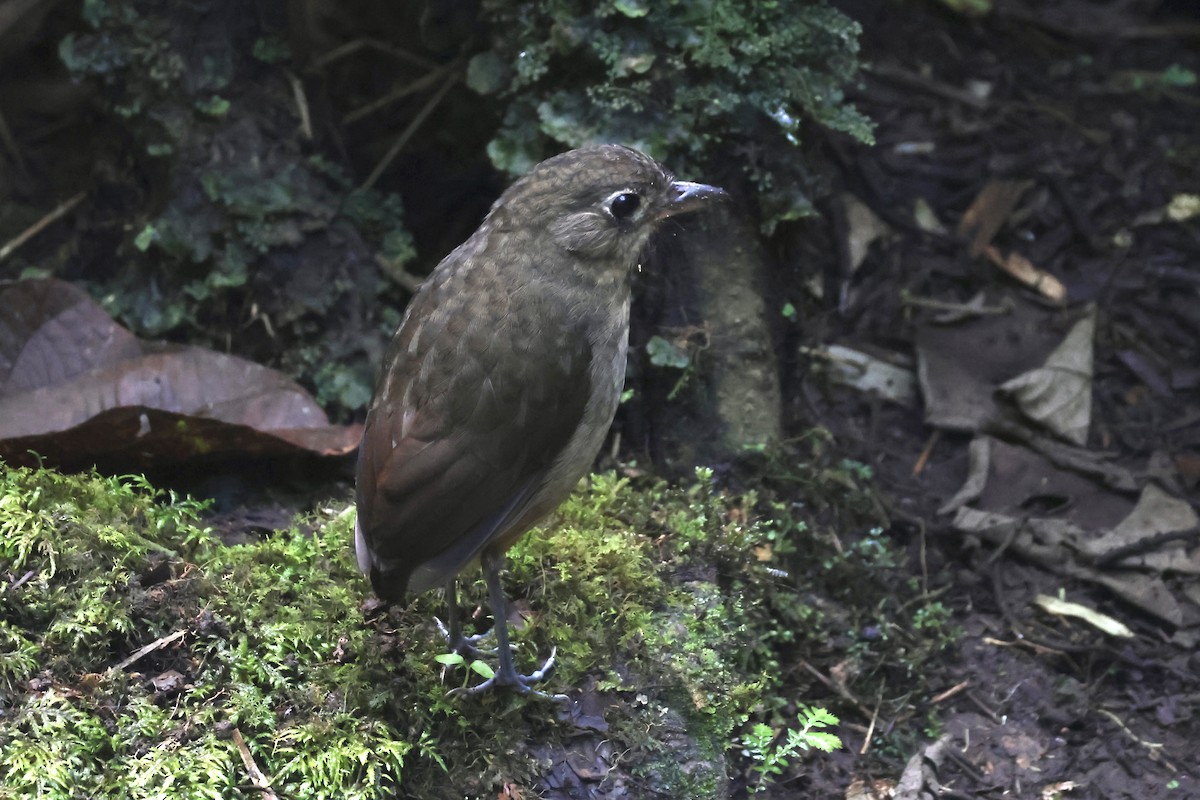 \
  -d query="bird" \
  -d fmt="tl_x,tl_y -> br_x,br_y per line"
354,143 -> 727,695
